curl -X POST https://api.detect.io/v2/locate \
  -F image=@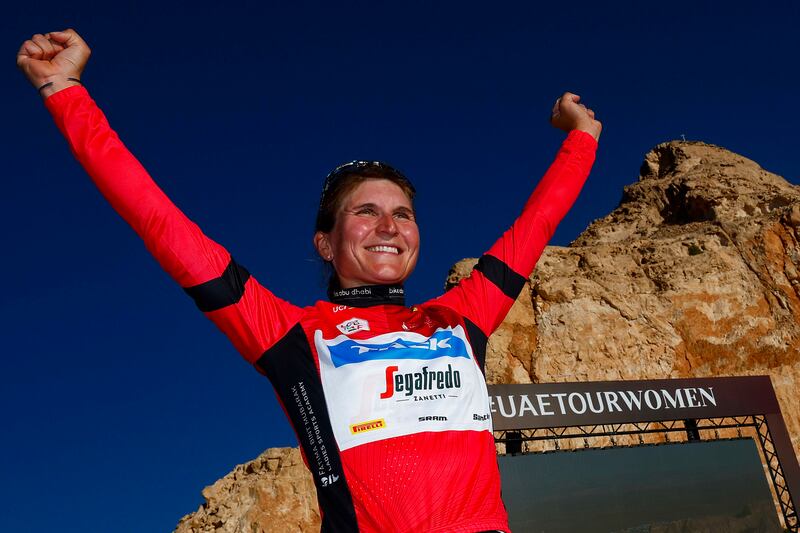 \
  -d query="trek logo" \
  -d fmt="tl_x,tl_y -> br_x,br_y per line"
351,337 -> 451,356
380,364 -> 462,399
336,318 -> 370,335
325,328 -> 470,368
320,474 -> 340,486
